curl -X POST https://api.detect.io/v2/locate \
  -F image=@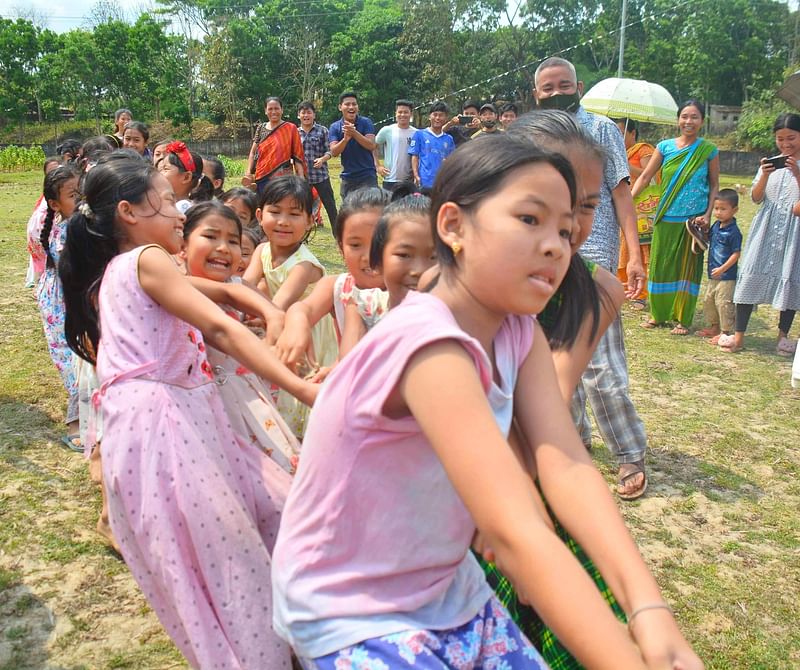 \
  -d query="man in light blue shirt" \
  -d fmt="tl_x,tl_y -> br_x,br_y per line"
534,56 -> 648,500
375,99 -> 417,192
